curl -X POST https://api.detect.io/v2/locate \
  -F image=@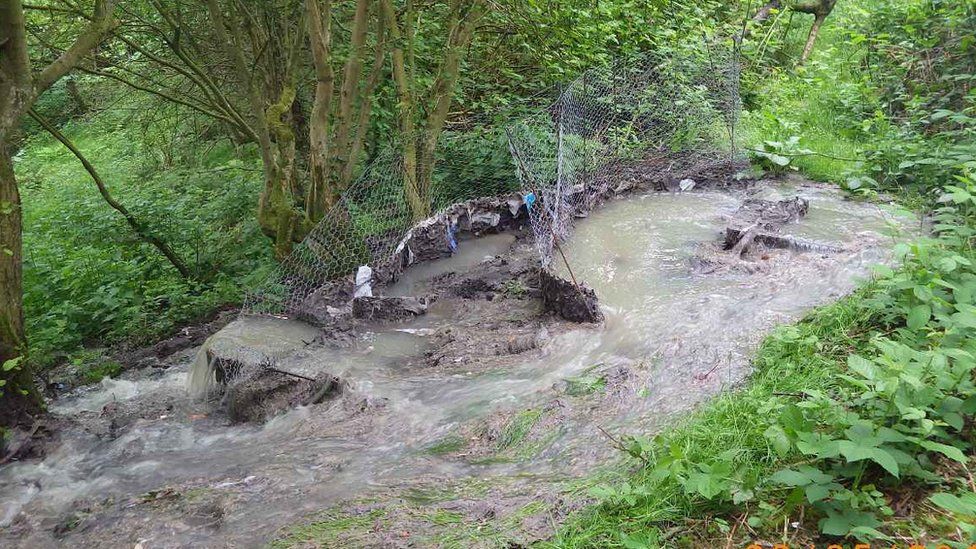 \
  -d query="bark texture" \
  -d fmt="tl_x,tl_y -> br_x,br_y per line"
0,0 -> 117,424
0,140 -> 36,426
